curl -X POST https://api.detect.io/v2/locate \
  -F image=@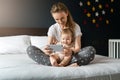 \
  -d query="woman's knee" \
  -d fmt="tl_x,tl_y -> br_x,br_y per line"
80,46 -> 96,56
27,45 -> 39,52
27,45 -> 51,66
26,45 -> 45,58
86,46 -> 96,60
75,46 -> 96,65
81,46 -> 96,53
87,46 -> 96,54
27,45 -> 44,53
